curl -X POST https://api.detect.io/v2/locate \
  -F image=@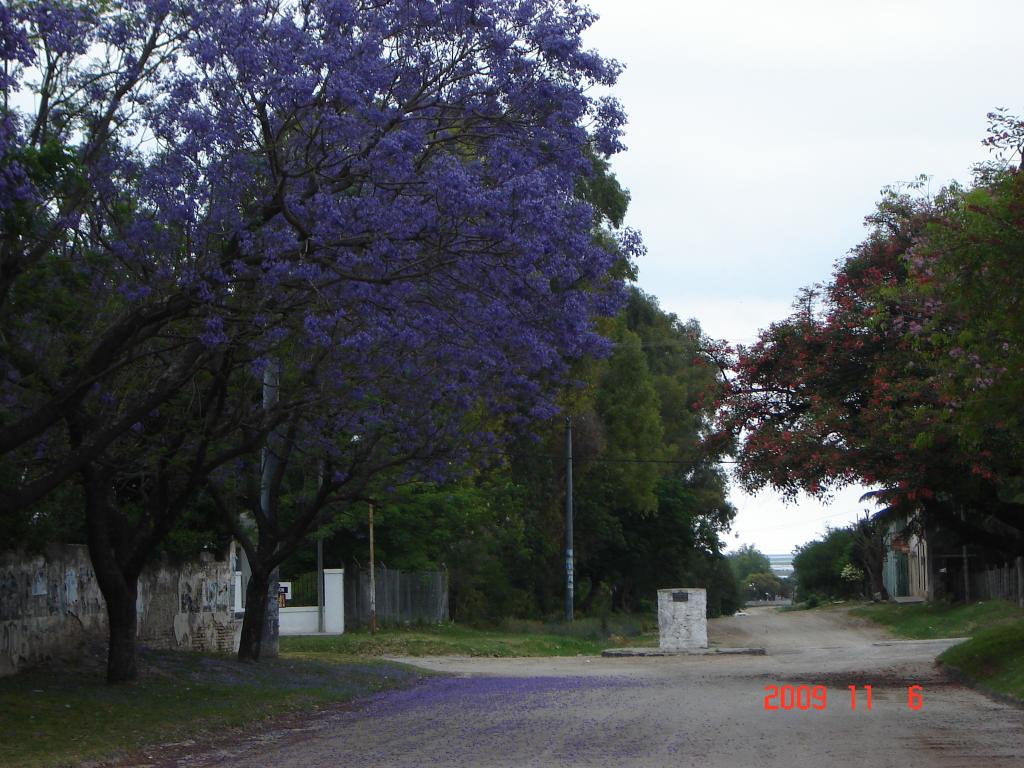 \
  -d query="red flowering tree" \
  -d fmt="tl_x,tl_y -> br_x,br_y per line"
721,163 -> 1024,557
